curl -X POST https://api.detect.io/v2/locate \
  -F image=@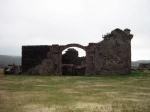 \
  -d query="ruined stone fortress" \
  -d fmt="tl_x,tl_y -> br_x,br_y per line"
22,28 -> 133,75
